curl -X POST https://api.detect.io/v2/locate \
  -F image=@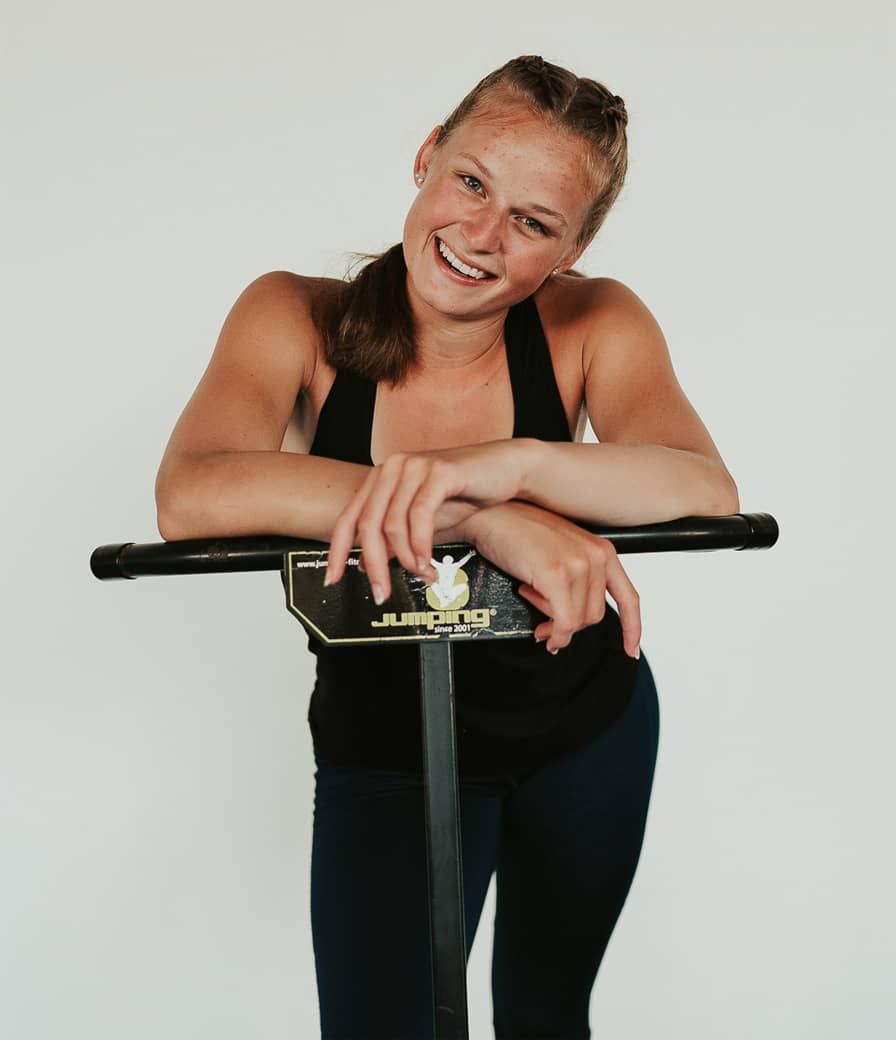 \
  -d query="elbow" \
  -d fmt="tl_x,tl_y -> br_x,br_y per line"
707,475 -> 741,517
156,496 -> 187,542
155,451 -> 216,541
682,454 -> 741,517
156,487 -> 209,542
156,506 -> 185,542
155,473 -> 196,542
